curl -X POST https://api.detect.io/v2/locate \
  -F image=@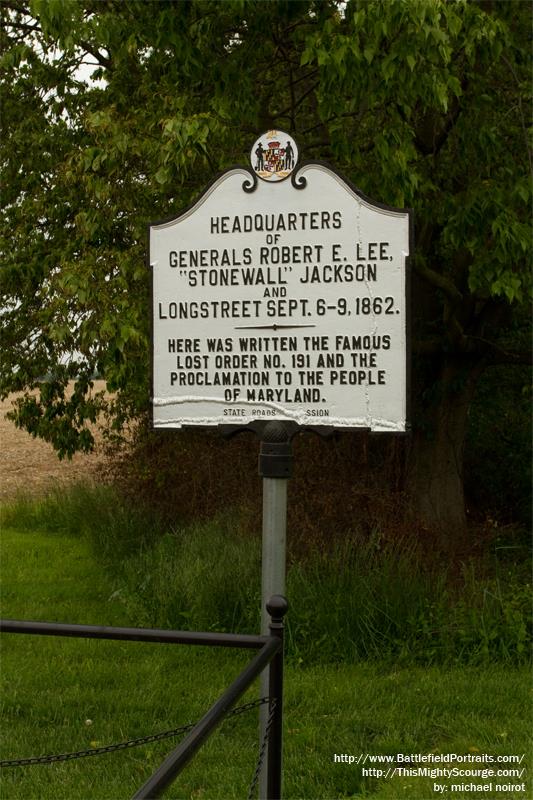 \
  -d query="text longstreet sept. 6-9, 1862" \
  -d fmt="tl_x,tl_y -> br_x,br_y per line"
150,162 -> 411,432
